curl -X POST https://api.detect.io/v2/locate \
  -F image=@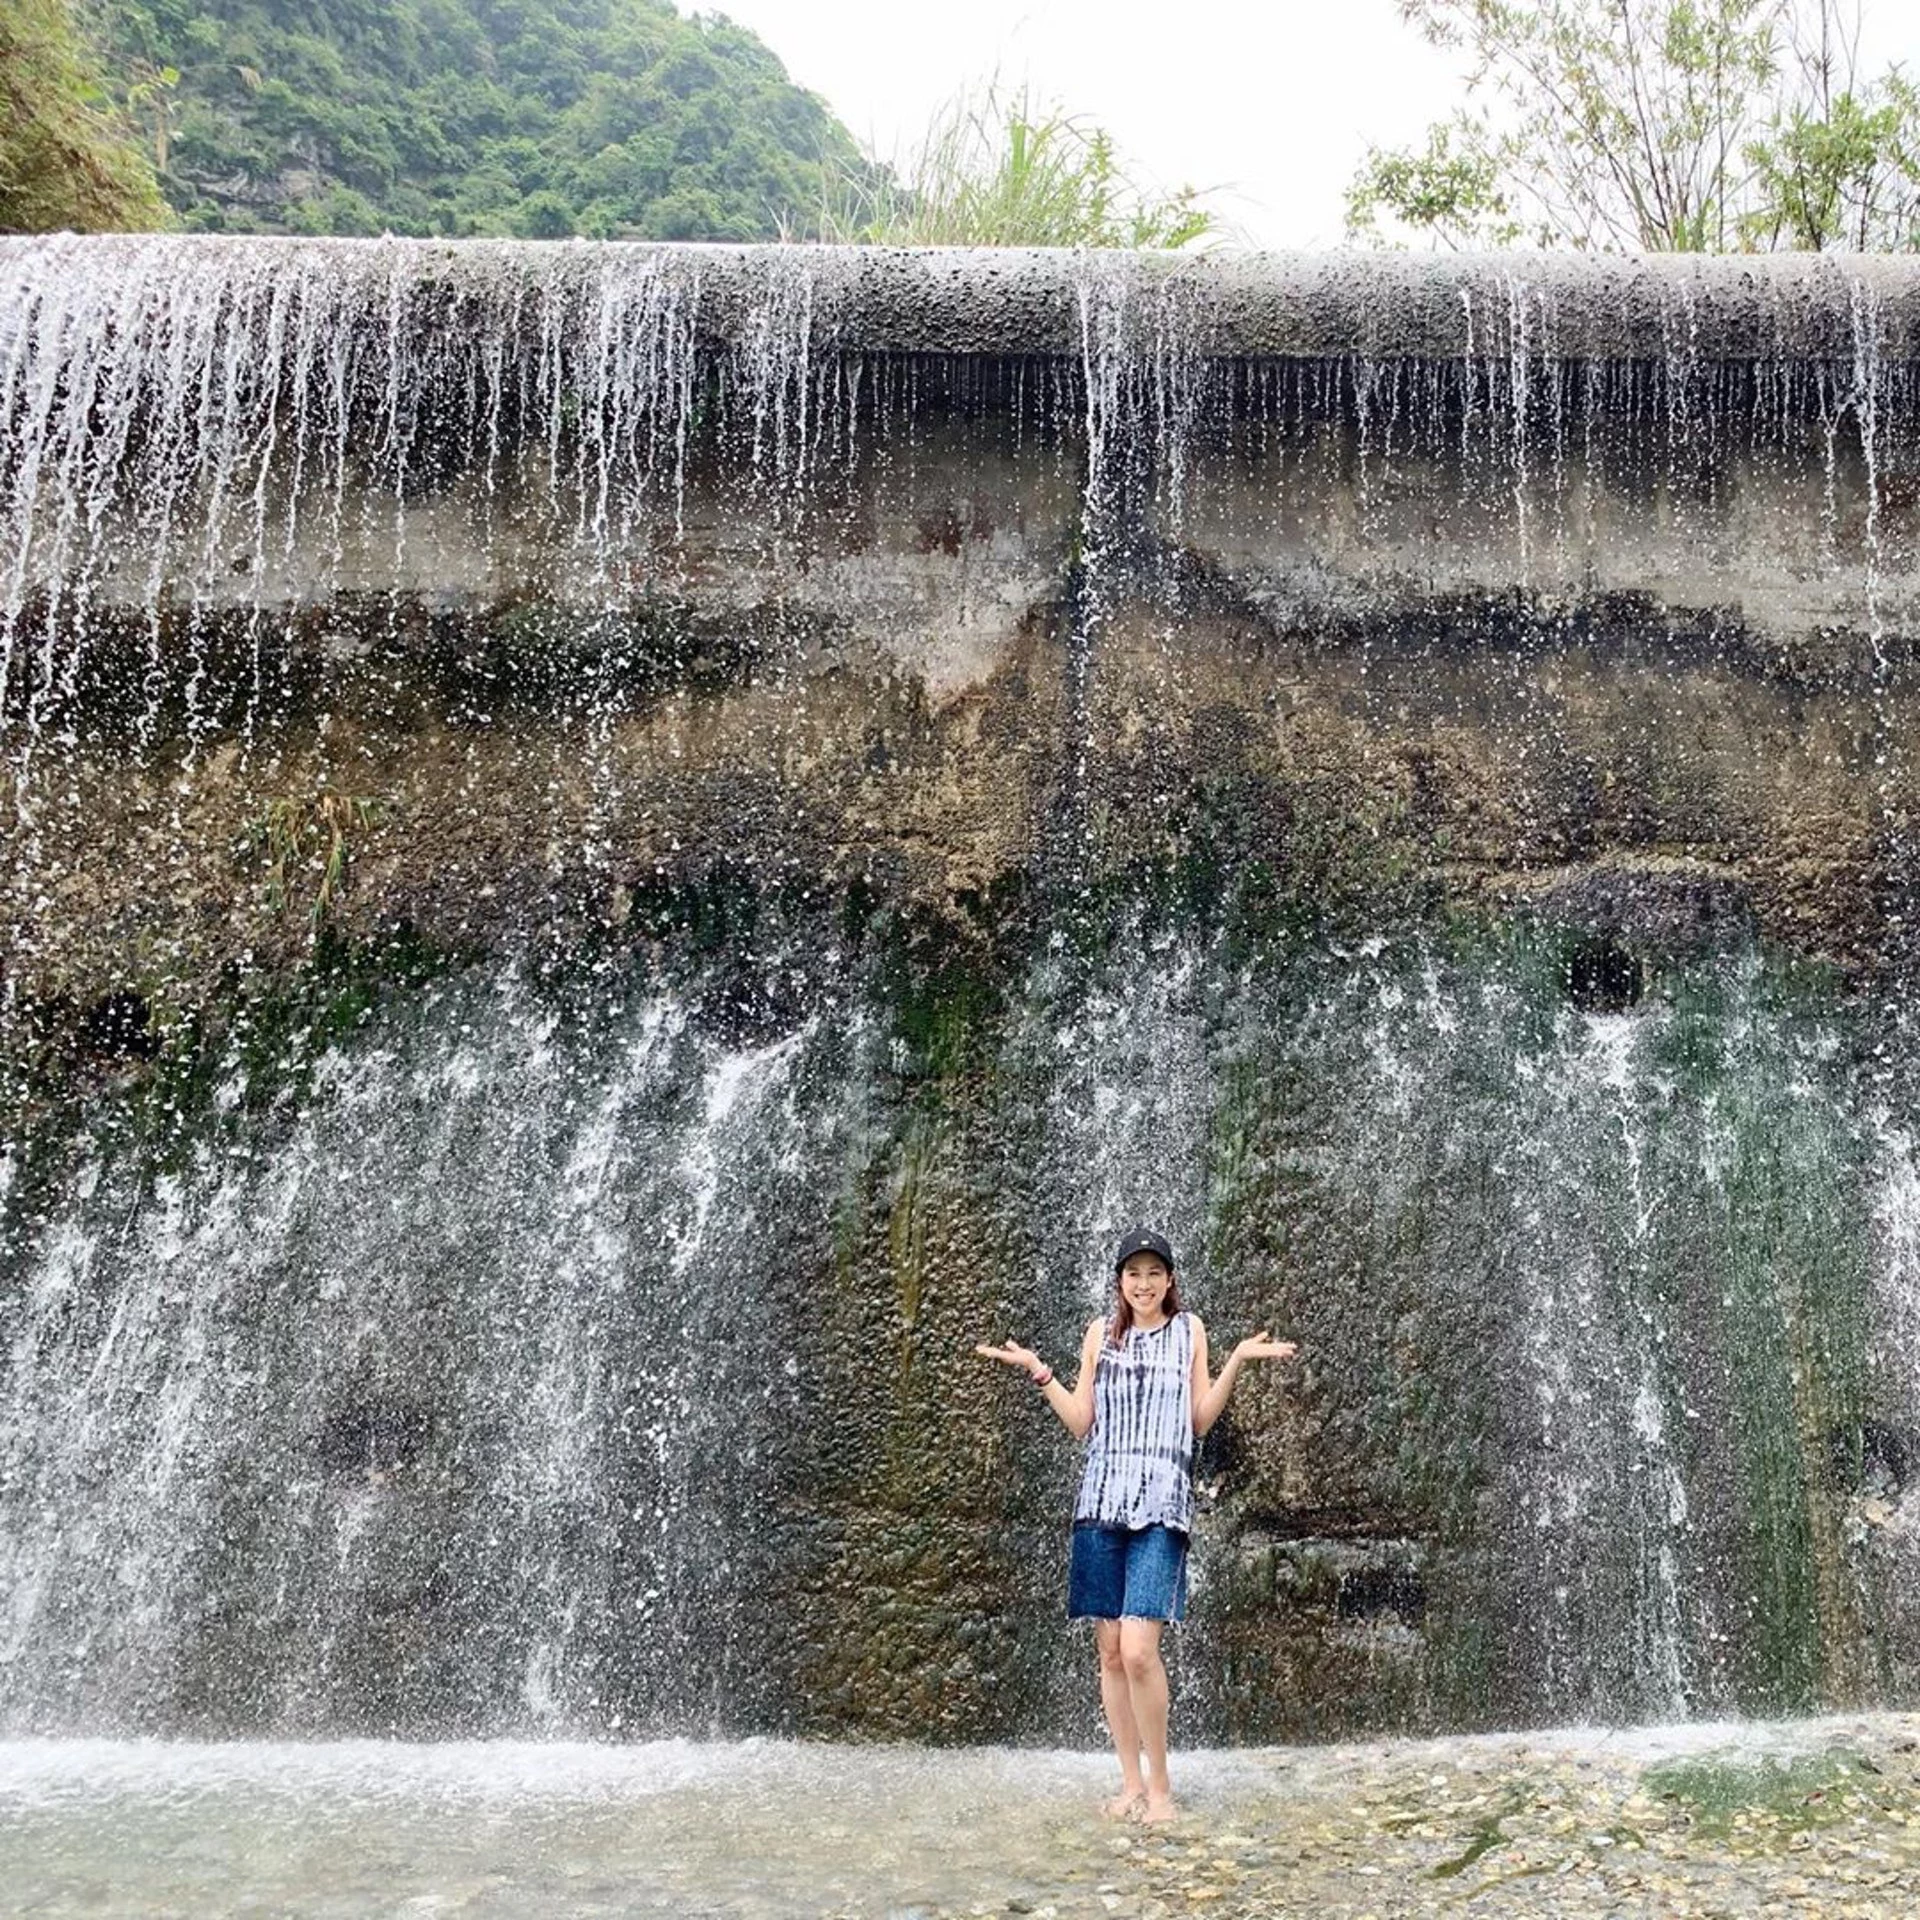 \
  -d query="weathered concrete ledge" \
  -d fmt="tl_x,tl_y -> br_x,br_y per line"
9,233 -> 1920,362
